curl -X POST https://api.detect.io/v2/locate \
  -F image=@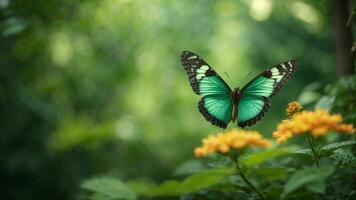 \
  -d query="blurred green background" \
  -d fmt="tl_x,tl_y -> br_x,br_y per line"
0,0 -> 353,199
